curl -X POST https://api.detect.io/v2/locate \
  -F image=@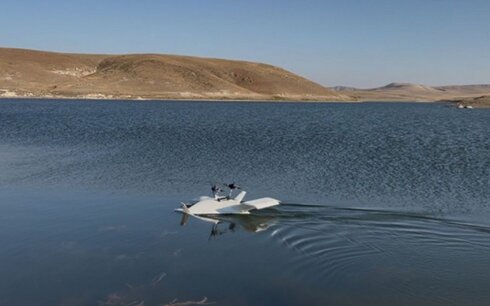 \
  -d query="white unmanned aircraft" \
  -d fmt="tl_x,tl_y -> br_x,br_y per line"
175,183 -> 280,217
